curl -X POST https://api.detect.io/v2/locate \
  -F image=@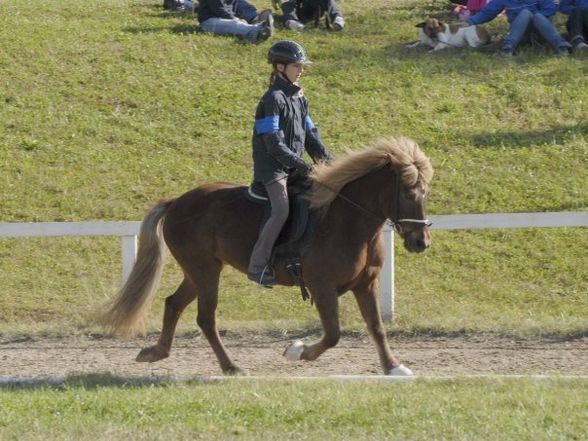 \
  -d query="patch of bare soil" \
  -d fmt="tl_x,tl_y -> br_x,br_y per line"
1,332 -> 587,380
